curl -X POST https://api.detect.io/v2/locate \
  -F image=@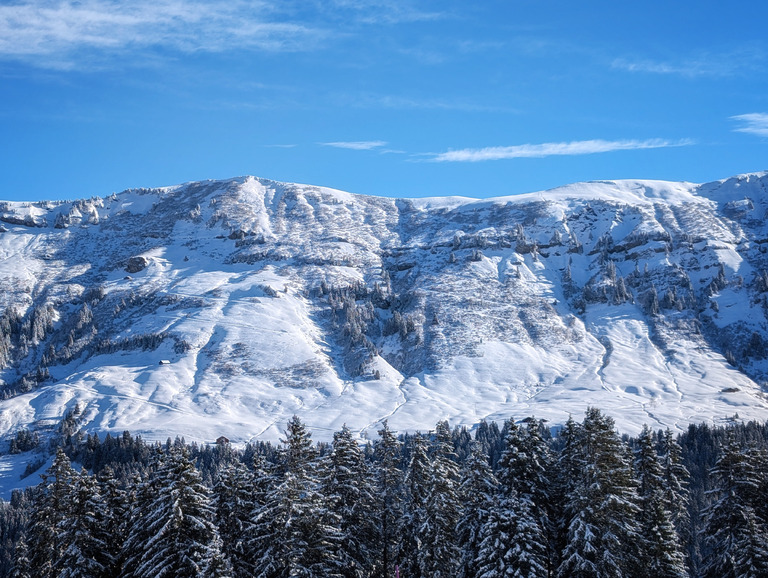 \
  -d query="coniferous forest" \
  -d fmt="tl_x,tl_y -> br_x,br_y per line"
2,408 -> 768,577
